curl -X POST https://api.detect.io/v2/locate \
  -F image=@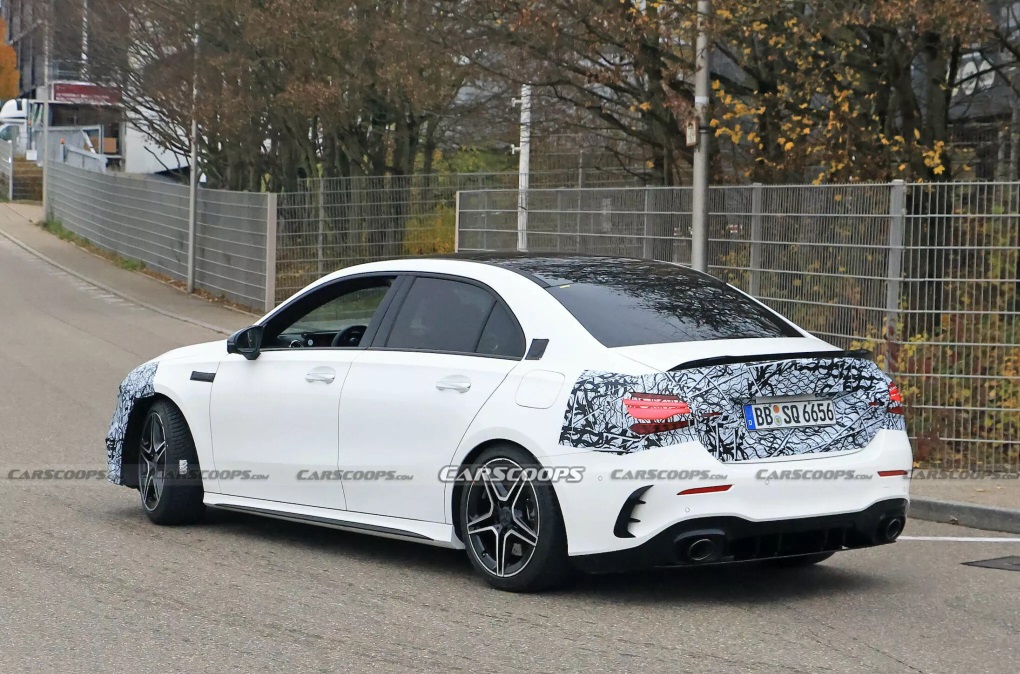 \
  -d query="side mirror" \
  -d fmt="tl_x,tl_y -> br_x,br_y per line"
227,325 -> 264,361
